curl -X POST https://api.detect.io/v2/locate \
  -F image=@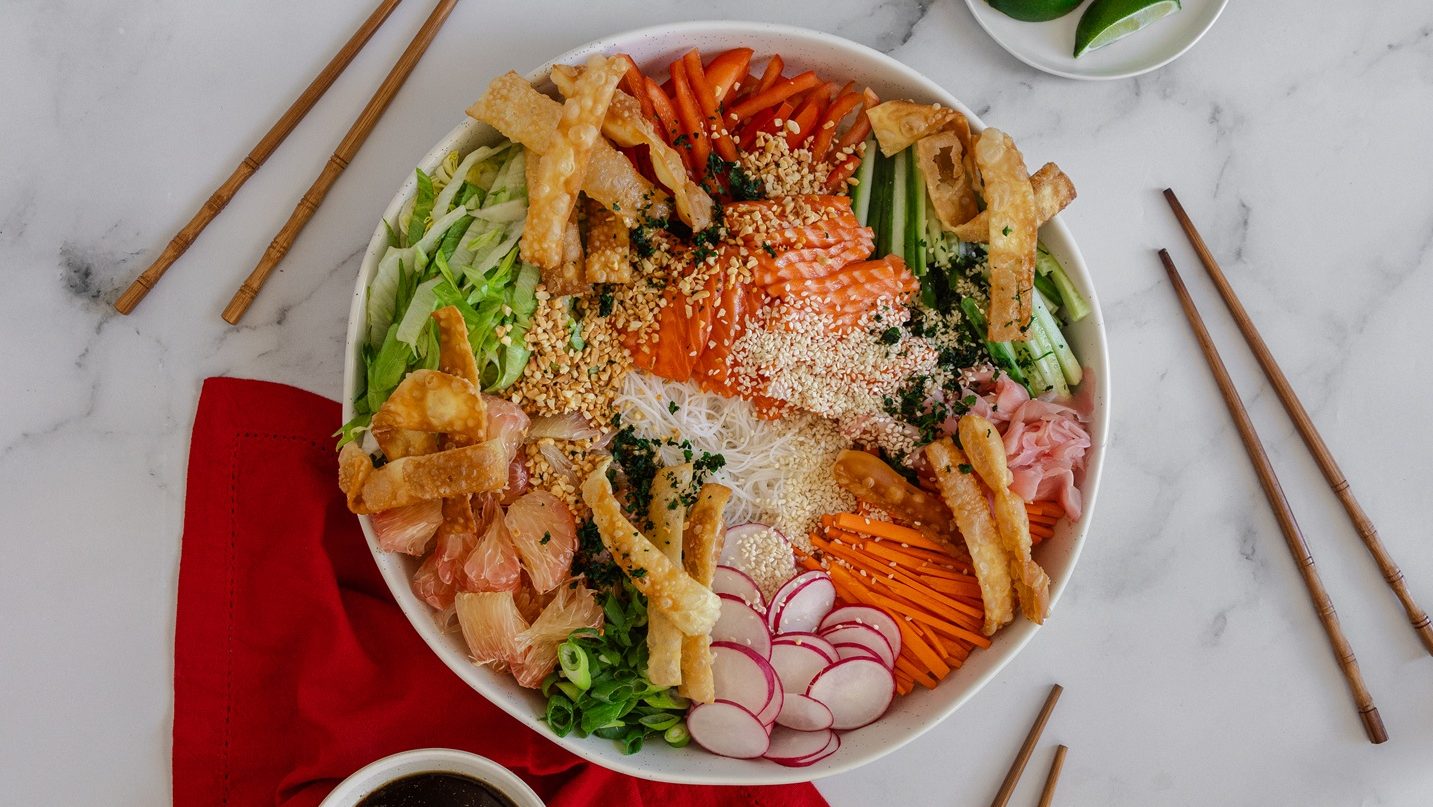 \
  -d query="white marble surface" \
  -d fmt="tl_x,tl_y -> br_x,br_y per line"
4,1 -> 1433,804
